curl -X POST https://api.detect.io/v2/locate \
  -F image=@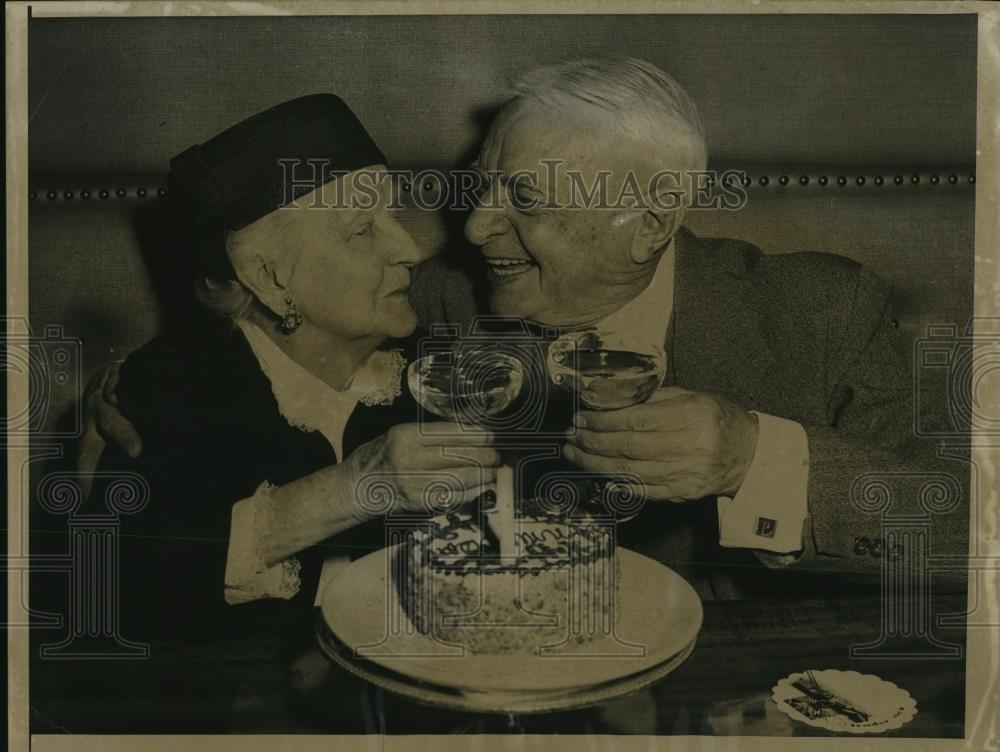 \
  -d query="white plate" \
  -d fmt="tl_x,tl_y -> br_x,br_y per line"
320,545 -> 702,694
317,617 -> 697,714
